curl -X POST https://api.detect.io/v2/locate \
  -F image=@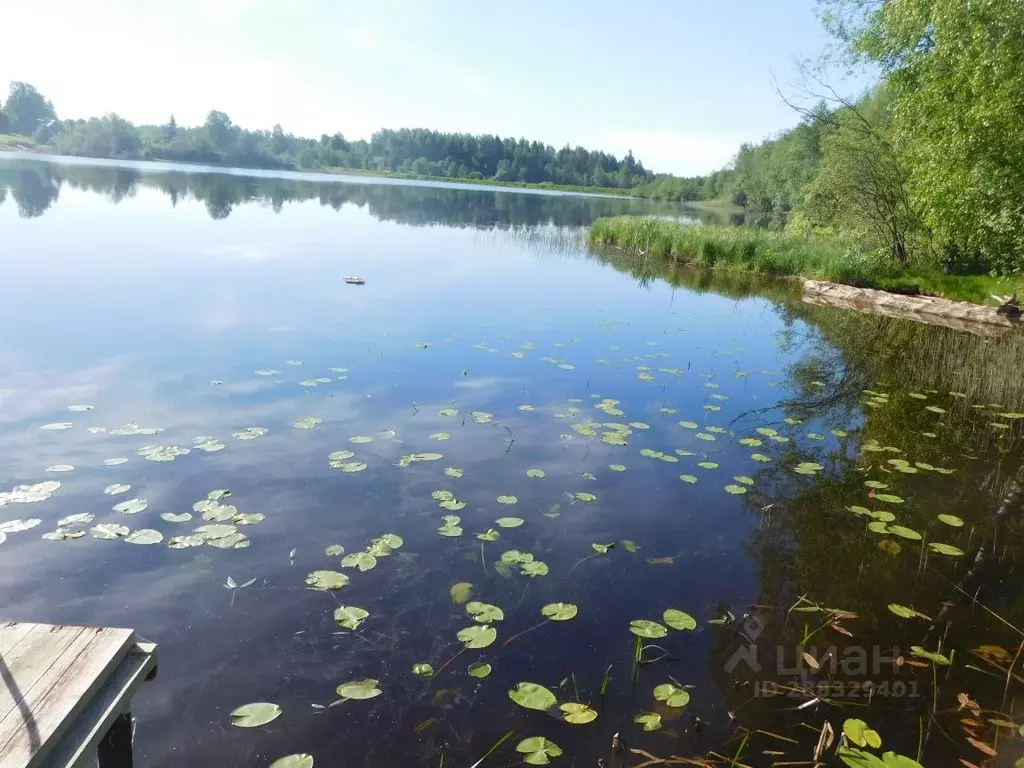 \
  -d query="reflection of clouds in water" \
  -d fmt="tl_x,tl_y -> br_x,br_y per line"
0,359 -> 125,424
